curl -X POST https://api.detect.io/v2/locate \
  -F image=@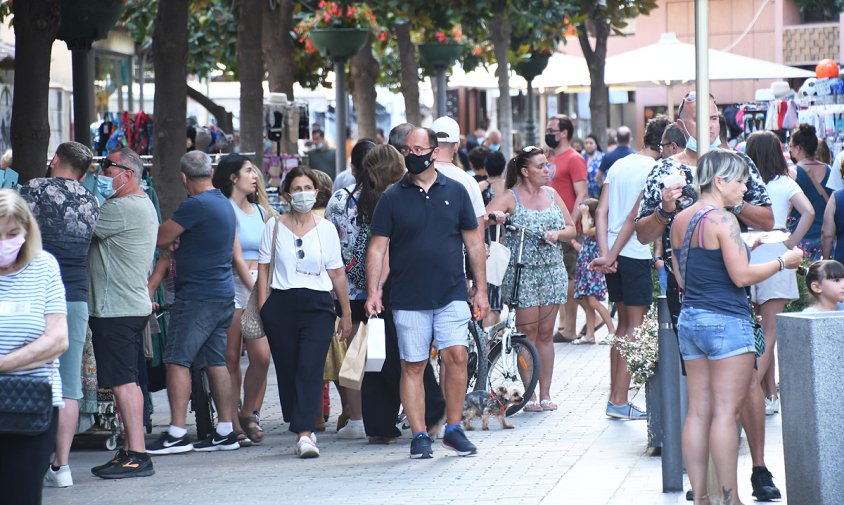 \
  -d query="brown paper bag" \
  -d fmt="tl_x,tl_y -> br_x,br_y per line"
338,322 -> 368,390
323,318 -> 348,382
